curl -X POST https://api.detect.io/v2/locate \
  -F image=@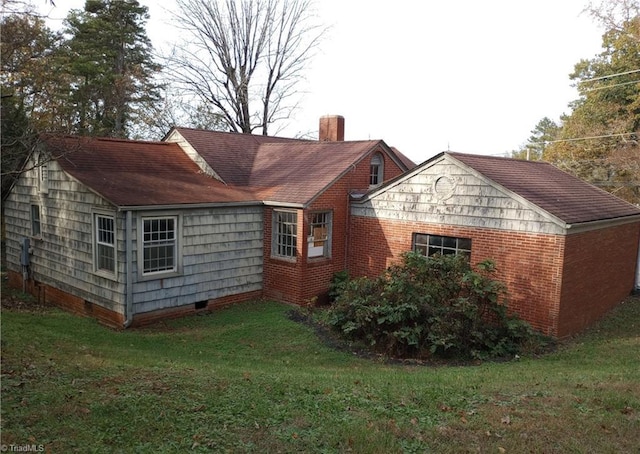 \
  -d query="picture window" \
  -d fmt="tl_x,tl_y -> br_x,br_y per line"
412,233 -> 471,258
